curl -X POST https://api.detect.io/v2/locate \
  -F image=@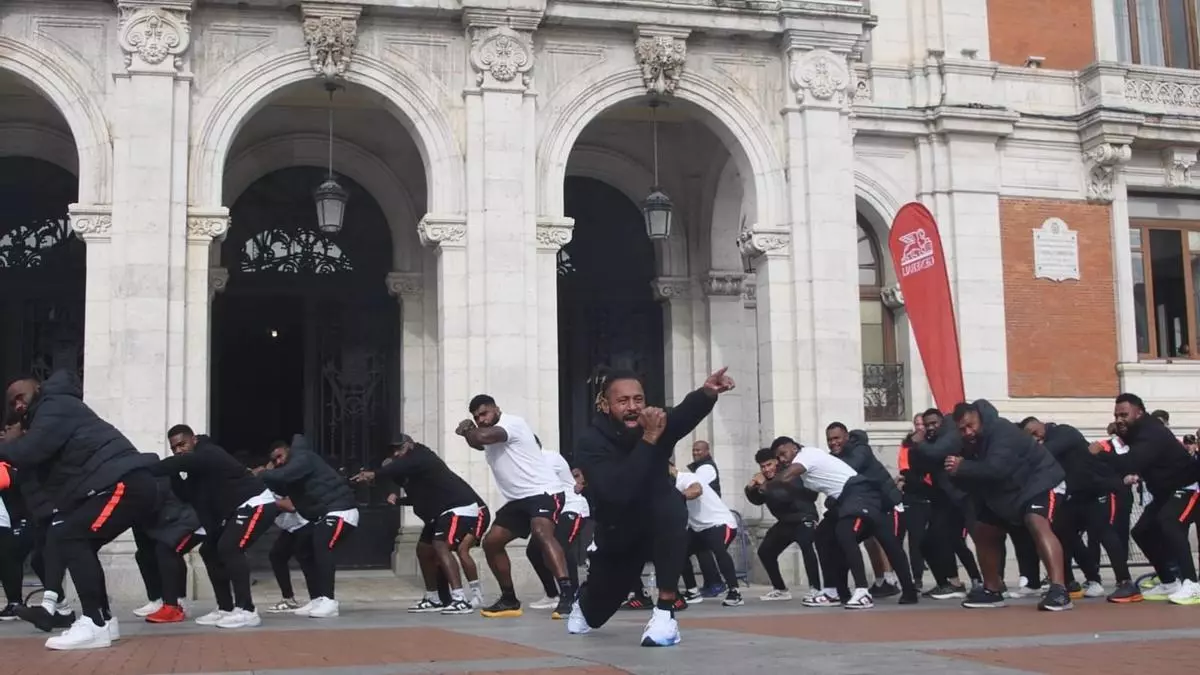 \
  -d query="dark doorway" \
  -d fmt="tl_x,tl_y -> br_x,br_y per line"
213,166 -> 400,569
557,176 -> 665,458
0,157 -> 84,382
